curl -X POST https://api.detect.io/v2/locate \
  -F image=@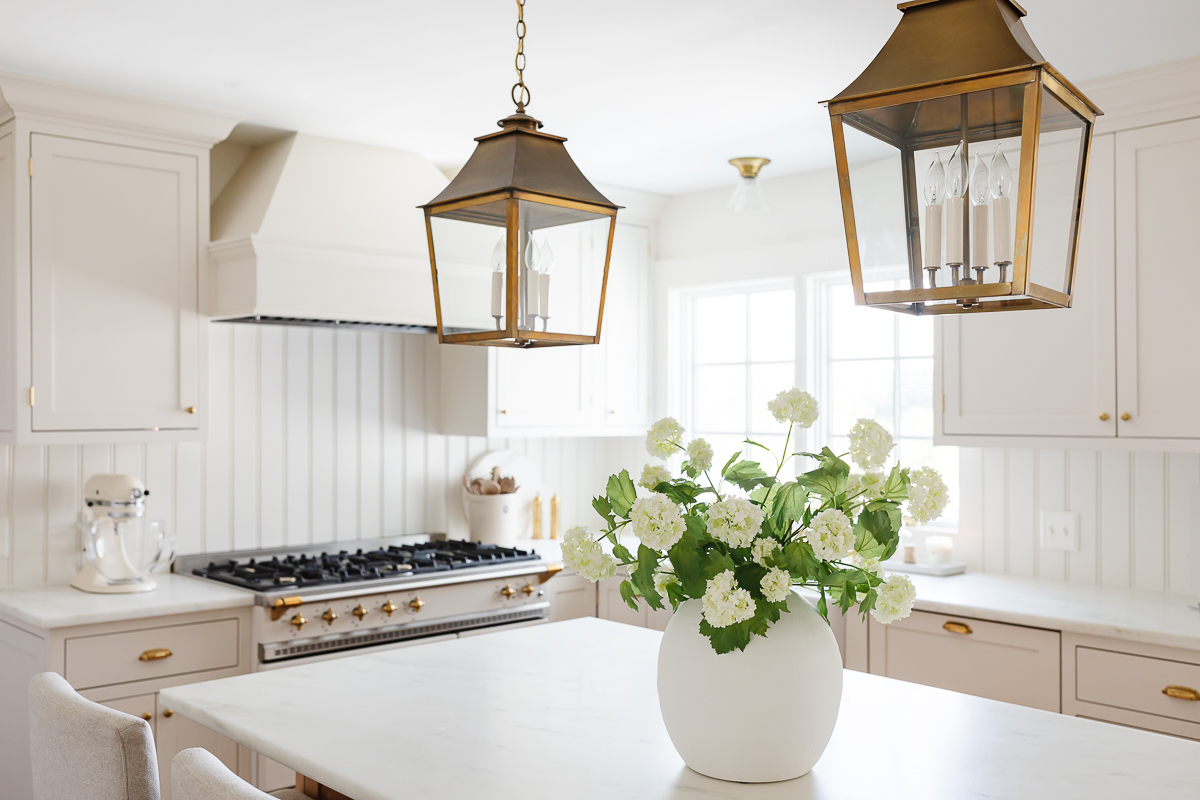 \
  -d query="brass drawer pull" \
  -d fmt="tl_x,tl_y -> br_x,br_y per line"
1163,685 -> 1200,701
163,709 -> 174,718
943,621 -> 973,635
140,712 -> 152,721
139,648 -> 173,661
